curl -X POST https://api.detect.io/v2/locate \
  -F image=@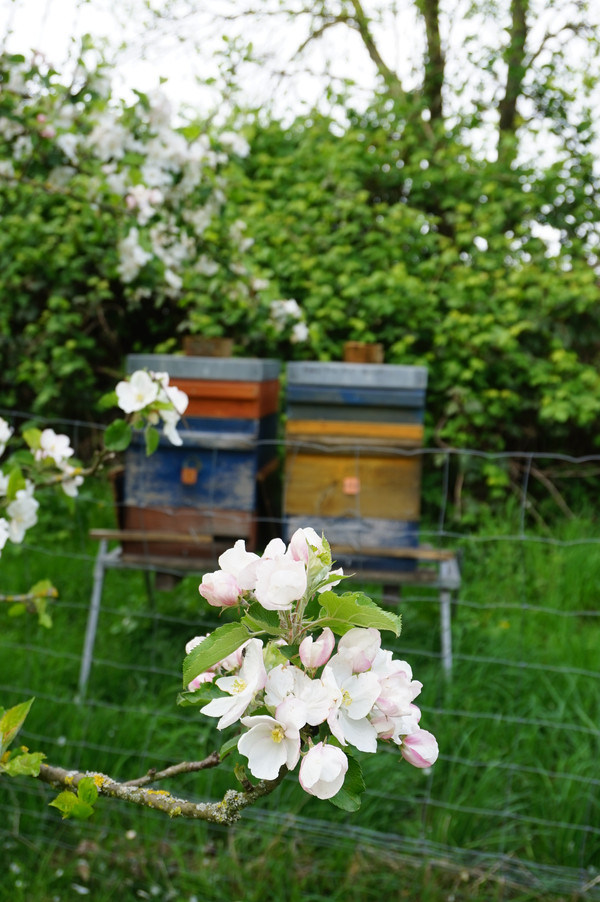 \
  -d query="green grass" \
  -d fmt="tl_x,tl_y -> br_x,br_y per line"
1,484 -> 599,901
